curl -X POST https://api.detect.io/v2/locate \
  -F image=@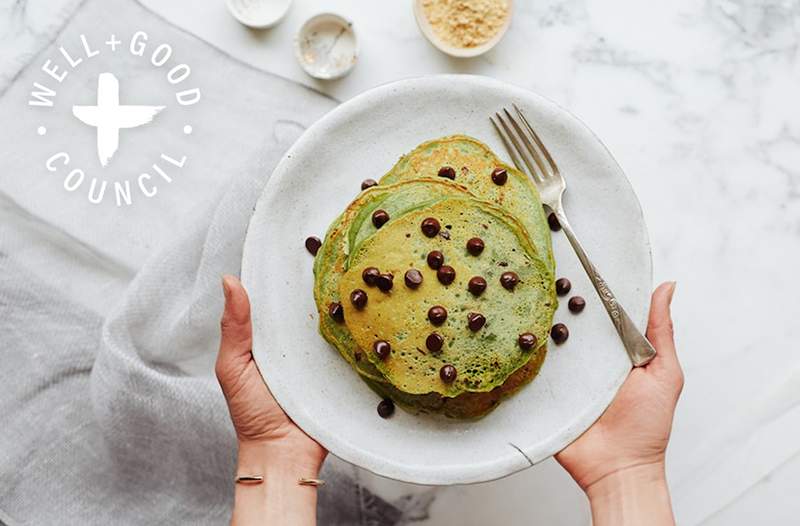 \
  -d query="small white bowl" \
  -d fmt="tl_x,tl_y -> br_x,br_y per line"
226,0 -> 292,29
294,13 -> 358,80
413,0 -> 513,58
